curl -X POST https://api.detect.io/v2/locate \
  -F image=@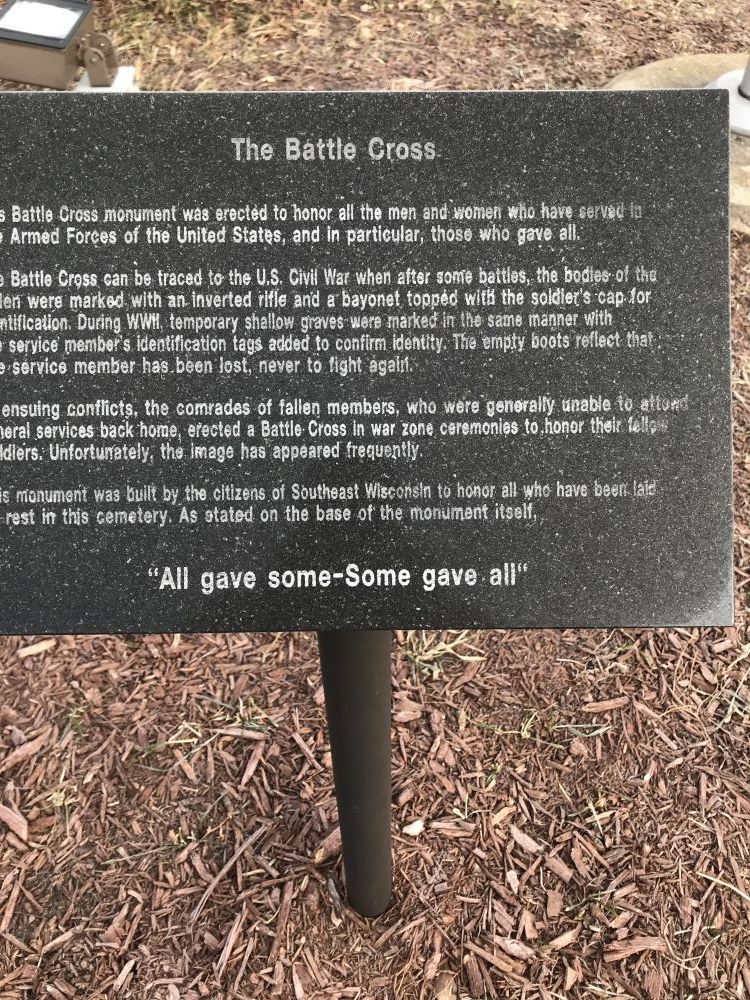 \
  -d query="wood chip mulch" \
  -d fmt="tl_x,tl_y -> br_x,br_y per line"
2,3 -> 750,997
